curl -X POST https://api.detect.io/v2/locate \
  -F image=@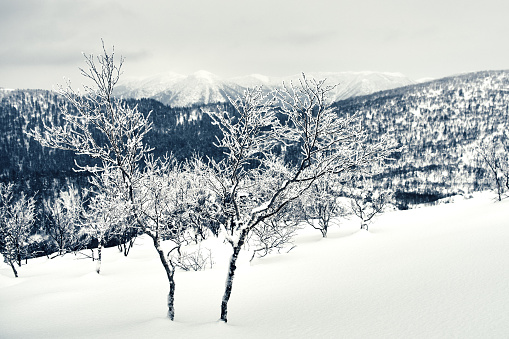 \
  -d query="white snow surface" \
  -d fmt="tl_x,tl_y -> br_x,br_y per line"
1,192 -> 508,338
